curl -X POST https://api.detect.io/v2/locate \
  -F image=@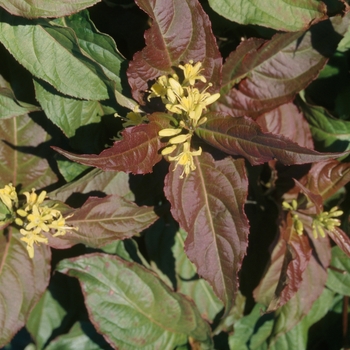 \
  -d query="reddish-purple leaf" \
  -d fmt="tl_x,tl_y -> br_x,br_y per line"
306,160 -> 350,201
327,227 -> 350,258
293,179 -> 323,214
196,113 -> 347,166
47,195 -> 158,249
0,227 -> 51,347
253,214 -> 312,311
216,19 -> 346,118
164,154 -> 249,312
256,103 -> 314,149
0,114 -> 58,190
127,0 -> 222,104
272,234 -> 330,338
53,113 -> 170,174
